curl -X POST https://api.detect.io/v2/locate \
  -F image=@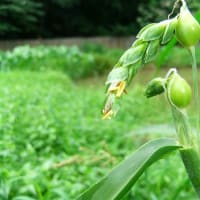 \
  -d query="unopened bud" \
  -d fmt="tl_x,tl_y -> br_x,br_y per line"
145,77 -> 165,98
175,3 -> 200,47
